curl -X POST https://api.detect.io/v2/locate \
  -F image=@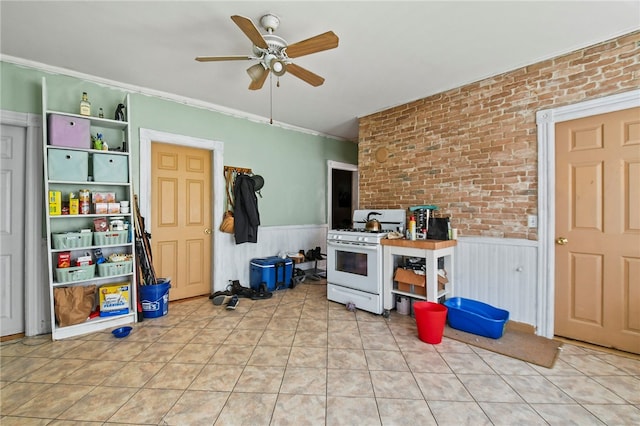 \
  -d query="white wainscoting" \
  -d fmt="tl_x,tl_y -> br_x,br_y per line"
453,236 -> 539,329
214,224 -> 328,292
32,239 -> 52,336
